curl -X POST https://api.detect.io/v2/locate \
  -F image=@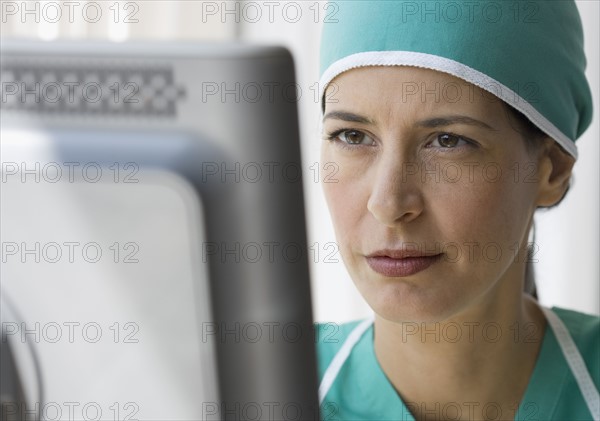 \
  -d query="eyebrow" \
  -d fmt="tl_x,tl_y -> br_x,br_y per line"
323,111 -> 497,131
322,111 -> 374,125
417,116 -> 497,131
